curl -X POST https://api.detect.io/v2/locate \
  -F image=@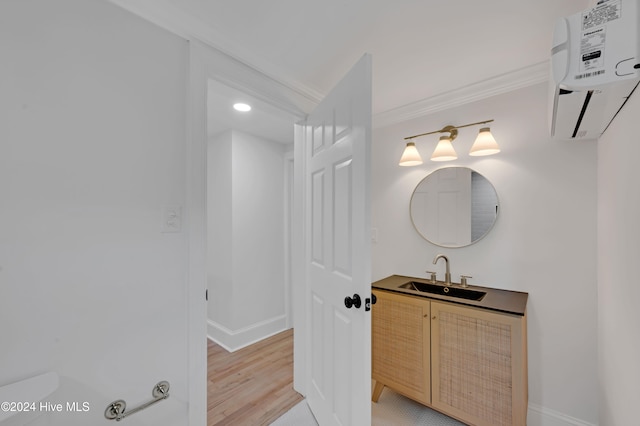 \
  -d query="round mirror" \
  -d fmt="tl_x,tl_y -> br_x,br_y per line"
410,167 -> 499,248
